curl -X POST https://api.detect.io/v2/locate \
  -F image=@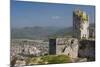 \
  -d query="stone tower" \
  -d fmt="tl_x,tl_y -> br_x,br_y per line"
73,10 -> 89,39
